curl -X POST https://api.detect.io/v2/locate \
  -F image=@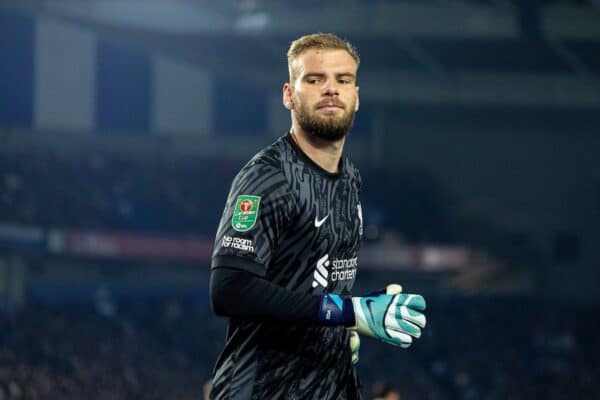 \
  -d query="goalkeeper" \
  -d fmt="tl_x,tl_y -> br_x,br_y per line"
209,32 -> 427,400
